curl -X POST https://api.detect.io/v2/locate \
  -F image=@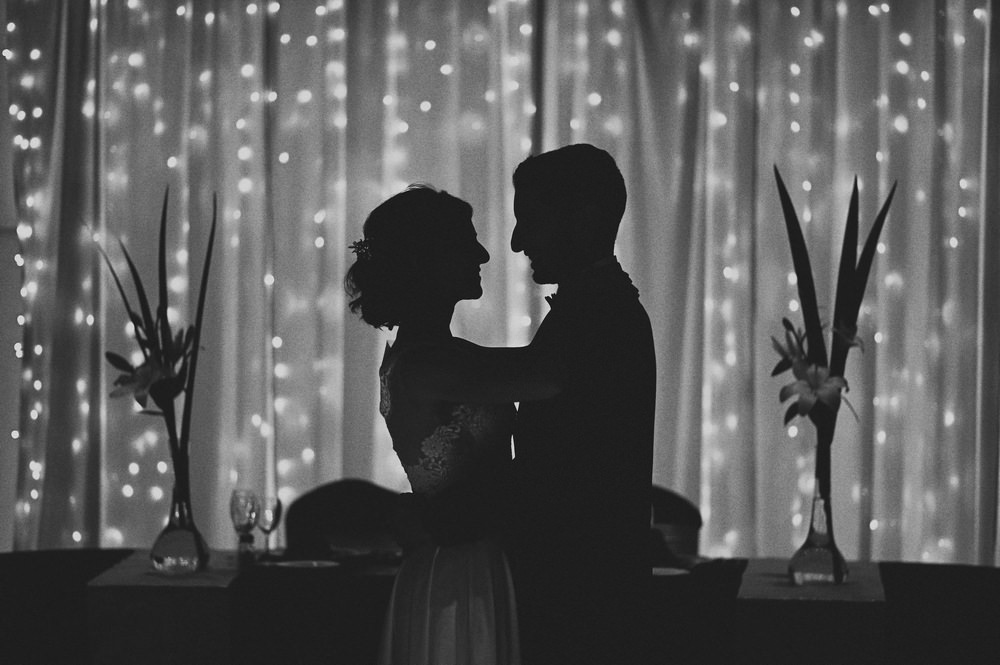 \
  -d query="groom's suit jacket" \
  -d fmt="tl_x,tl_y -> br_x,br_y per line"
509,257 -> 655,665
